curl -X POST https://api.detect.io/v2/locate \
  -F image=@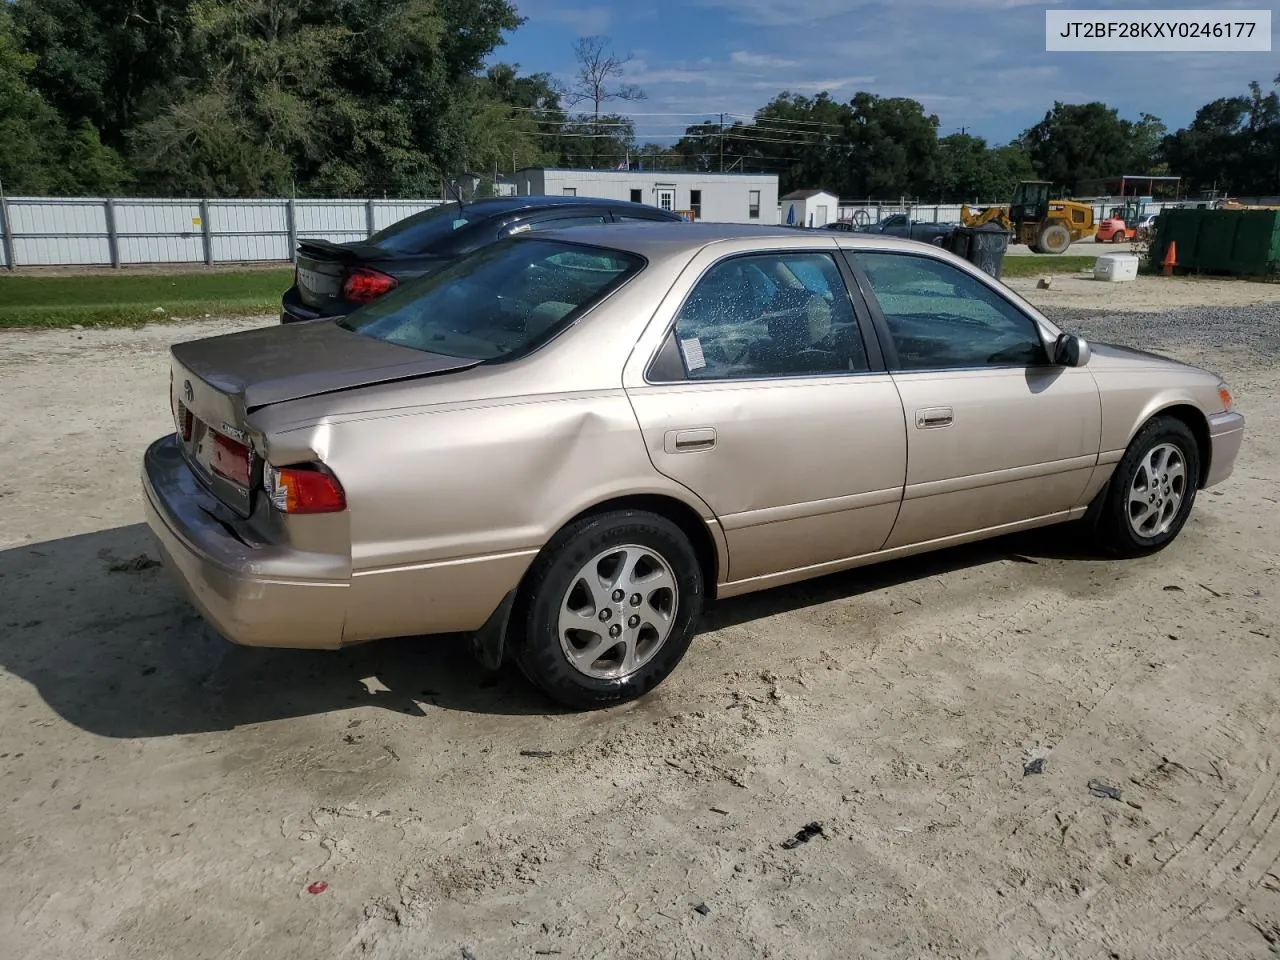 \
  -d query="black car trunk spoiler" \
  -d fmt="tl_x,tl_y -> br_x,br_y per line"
296,238 -> 389,262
